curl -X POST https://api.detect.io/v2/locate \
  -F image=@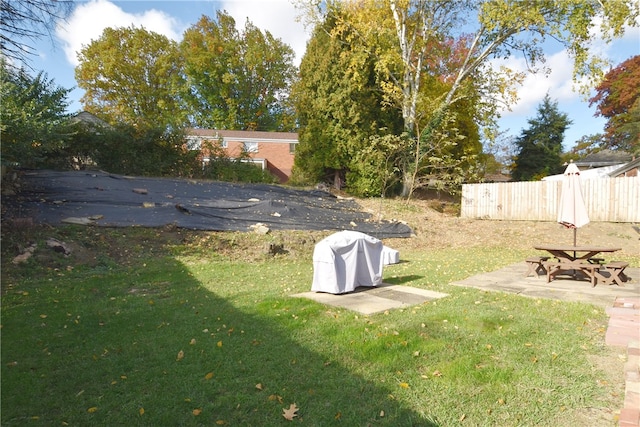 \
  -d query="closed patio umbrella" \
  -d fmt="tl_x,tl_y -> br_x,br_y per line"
557,162 -> 590,246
